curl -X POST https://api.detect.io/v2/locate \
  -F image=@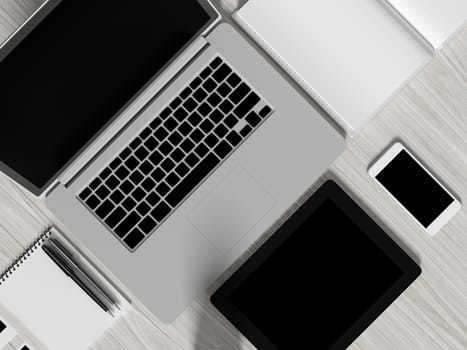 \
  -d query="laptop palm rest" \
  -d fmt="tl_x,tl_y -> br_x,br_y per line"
188,167 -> 275,254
